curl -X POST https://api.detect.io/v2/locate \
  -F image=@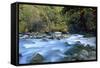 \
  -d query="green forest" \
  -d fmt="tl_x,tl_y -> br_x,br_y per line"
19,4 -> 96,35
